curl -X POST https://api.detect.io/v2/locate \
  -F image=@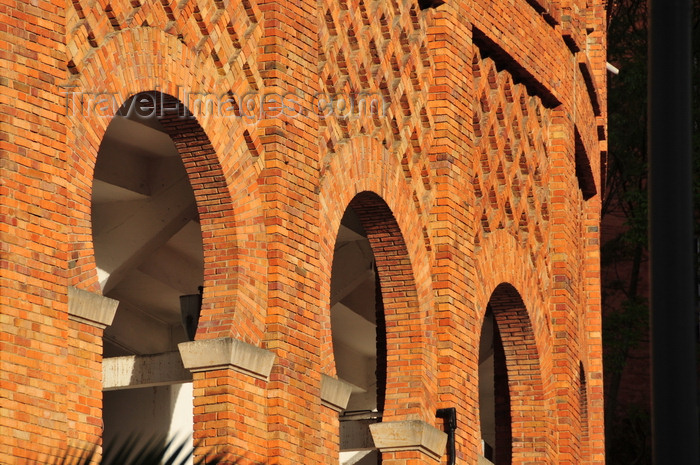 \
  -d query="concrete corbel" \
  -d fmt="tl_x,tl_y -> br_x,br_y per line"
369,420 -> 447,461
178,337 -> 276,381
68,286 -> 118,329
320,374 -> 354,413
